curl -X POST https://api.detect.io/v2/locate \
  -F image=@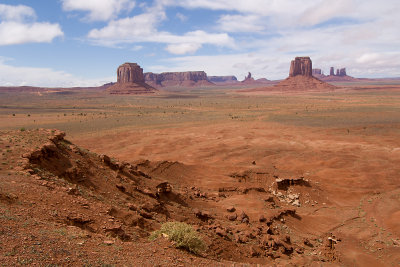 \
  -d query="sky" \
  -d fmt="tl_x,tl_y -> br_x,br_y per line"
0,0 -> 399,87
